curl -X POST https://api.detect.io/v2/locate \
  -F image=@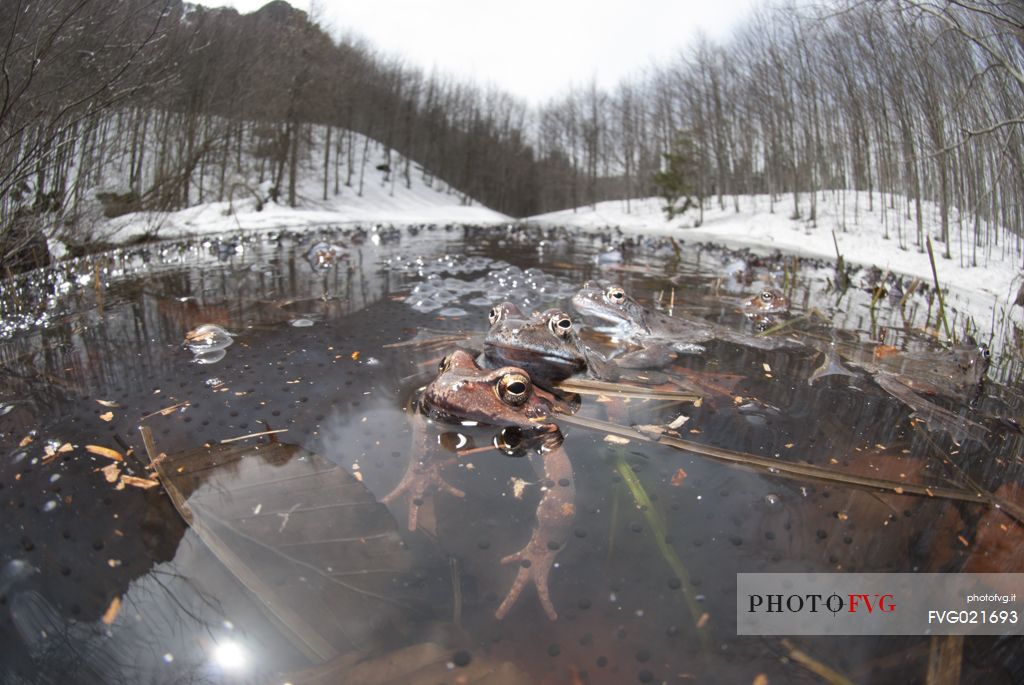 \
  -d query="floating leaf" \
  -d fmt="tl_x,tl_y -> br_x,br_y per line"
85,445 -> 123,462
667,414 -> 690,430
99,412 -> 114,422
100,463 -> 120,483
